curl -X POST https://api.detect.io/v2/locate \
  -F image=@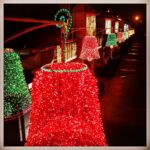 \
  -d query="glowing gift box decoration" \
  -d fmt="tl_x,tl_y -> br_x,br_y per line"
25,63 -> 107,146
106,33 -> 117,48
86,13 -> 96,36
79,36 -> 100,61
115,21 -> 119,33
117,32 -> 124,43
105,18 -> 112,34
